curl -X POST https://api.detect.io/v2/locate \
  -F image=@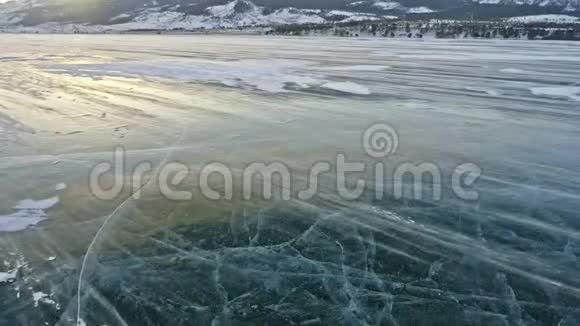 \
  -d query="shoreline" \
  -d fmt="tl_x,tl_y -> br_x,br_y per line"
1,30 -> 578,41
2,18 -> 579,40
